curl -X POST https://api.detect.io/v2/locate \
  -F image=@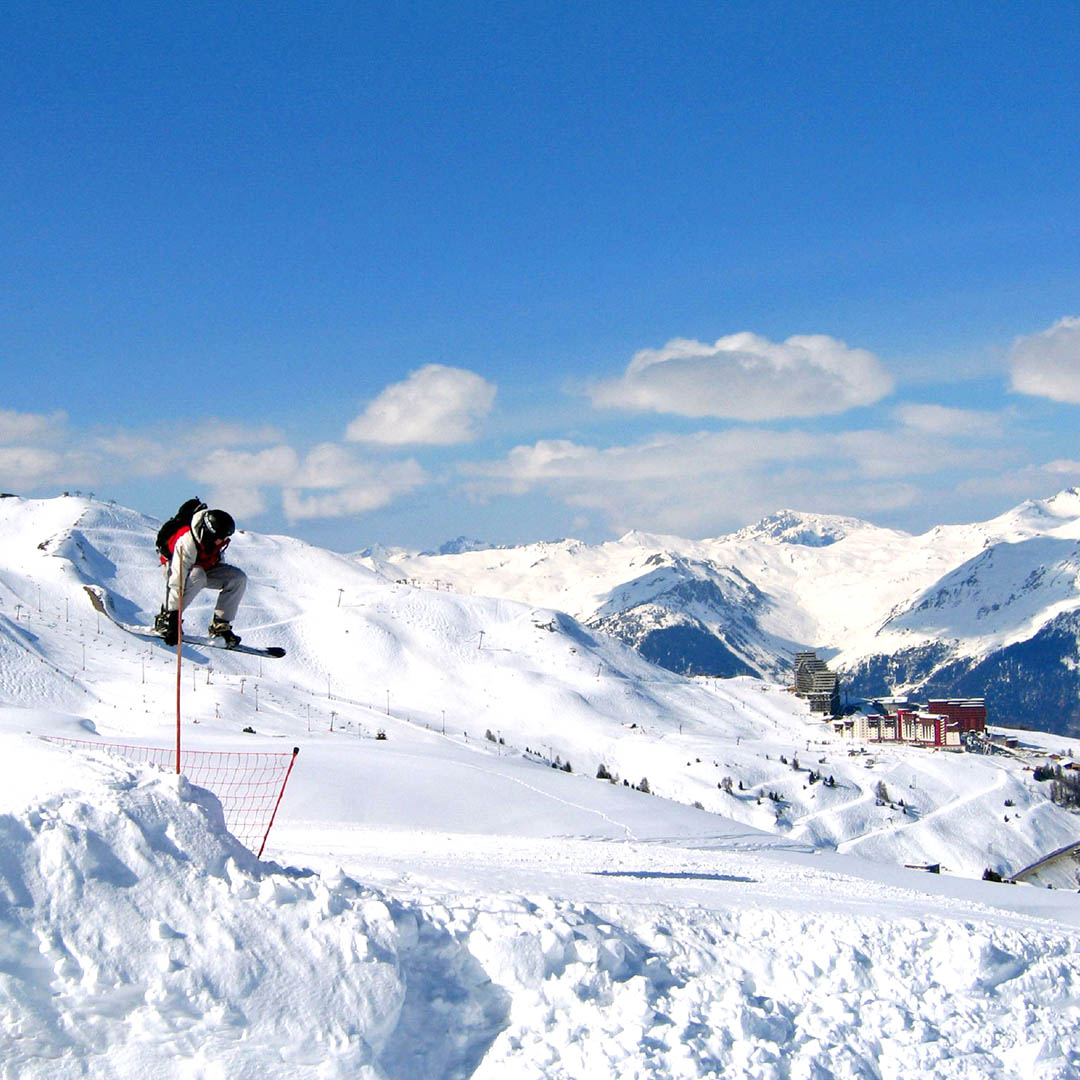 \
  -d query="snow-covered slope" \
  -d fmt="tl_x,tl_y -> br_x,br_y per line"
2,492 -> 1076,876
5,714 -> 1079,1079
365,491 -> 1080,735
1,495 -> 1079,1076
